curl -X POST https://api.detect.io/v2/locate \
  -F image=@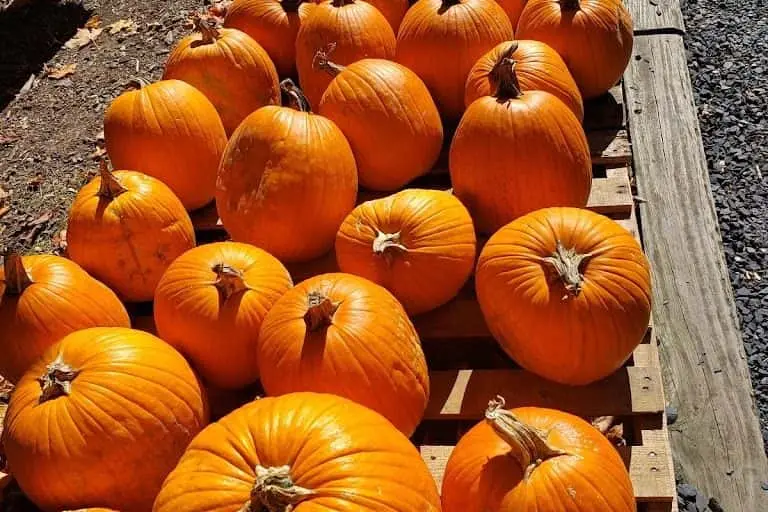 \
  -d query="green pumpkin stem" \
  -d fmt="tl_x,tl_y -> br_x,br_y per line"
494,57 -> 523,100
213,263 -> 249,300
239,465 -> 316,512
560,0 -> 581,10
313,43 -> 345,77
281,0 -> 304,11
38,352 -> 80,404
3,251 -> 33,295
97,160 -> 128,198
192,12 -> 221,44
541,240 -> 592,297
280,79 -> 312,112
304,291 -> 338,332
